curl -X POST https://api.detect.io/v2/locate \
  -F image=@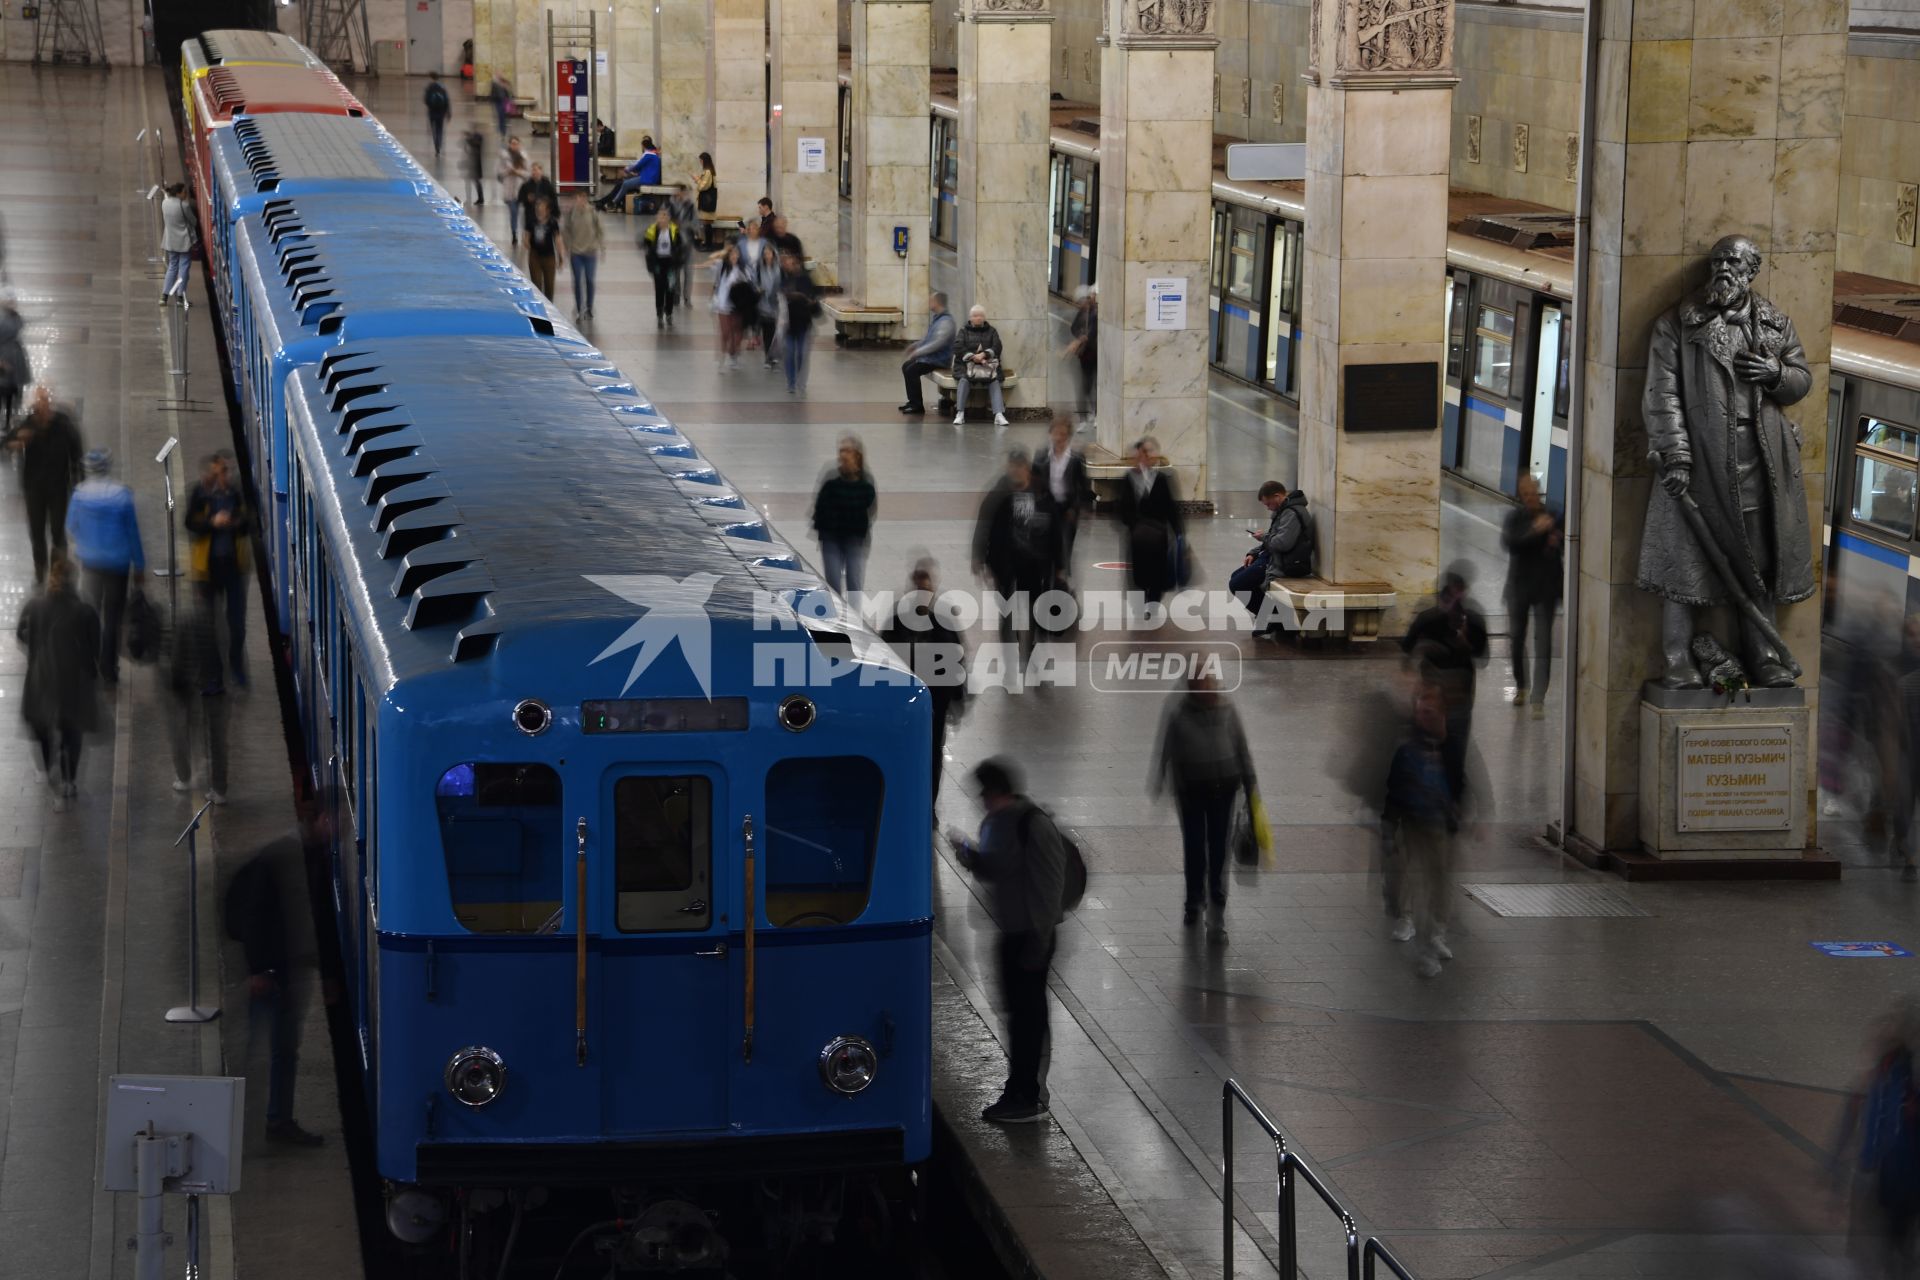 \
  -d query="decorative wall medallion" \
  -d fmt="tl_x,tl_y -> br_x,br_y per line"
1564,131 -> 1578,183
1465,113 -> 1481,164
1084,48 -> 1093,79
1271,81 -> 1285,123
1239,76 -> 1251,115
1512,121 -> 1528,173
1213,71 -> 1221,110
1900,184 -> 1918,248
